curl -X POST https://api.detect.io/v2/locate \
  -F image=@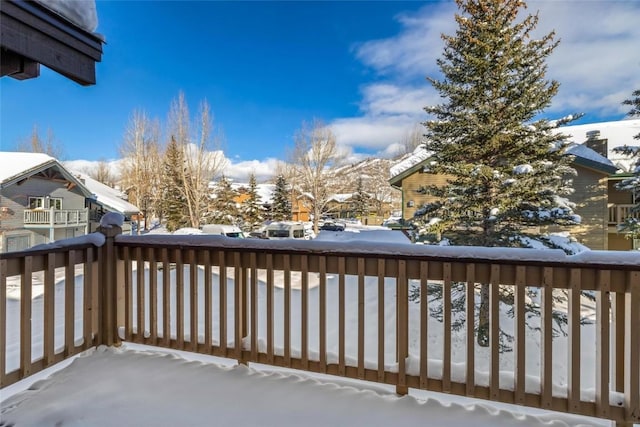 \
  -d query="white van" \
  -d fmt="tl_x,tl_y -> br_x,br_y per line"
201,224 -> 245,238
265,221 -> 306,240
